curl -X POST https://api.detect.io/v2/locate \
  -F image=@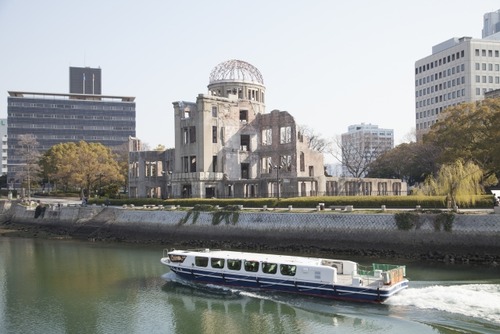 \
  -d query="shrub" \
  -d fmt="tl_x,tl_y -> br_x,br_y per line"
394,212 -> 420,230
212,210 -> 239,225
433,212 -> 454,232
